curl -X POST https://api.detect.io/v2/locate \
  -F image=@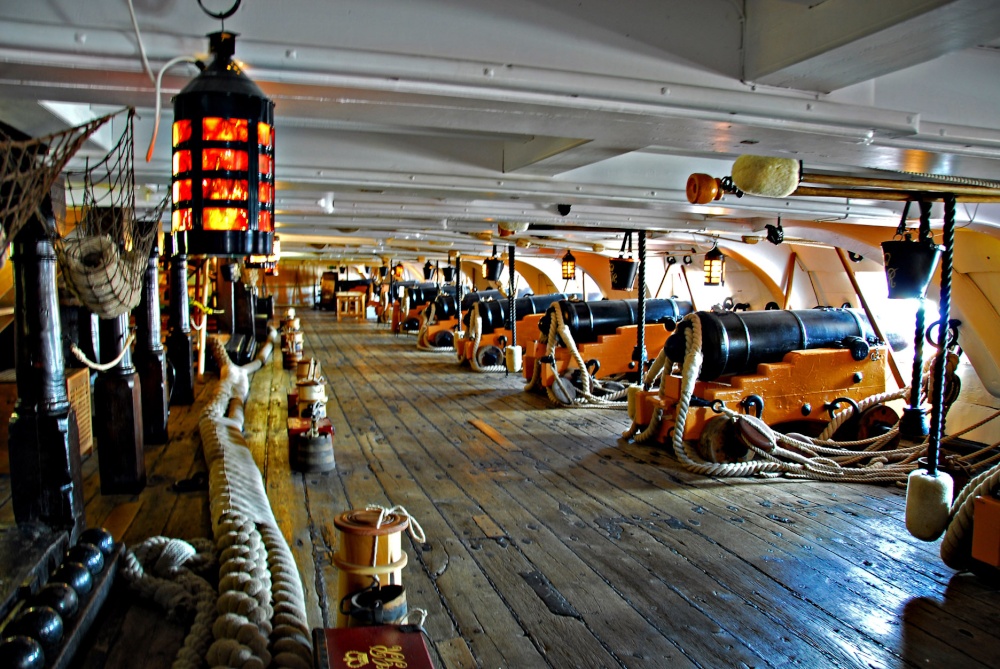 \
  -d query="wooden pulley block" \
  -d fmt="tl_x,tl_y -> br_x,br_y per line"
856,404 -> 900,445
733,416 -> 773,456
550,374 -> 577,405
686,173 -> 723,205
697,415 -> 753,463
